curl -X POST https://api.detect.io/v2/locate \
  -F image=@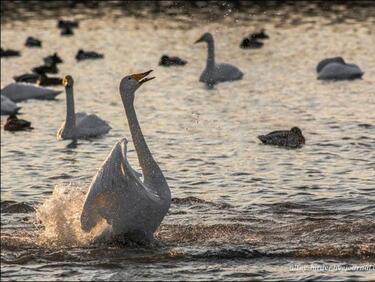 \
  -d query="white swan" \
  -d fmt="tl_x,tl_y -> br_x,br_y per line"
80,70 -> 171,243
1,83 -> 61,102
57,76 -> 111,140
195,32 -> 244,88
1,95 -> 21,115
317,57 -> 363,80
